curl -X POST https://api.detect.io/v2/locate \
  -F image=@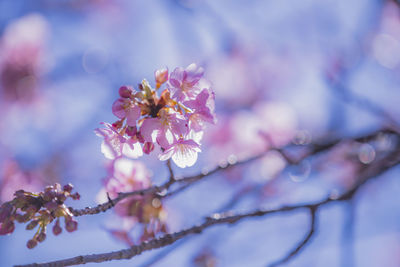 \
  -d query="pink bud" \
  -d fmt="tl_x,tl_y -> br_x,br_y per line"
119,86 -> 133,98
63,183 -> 74,192
143,142 -> 155,154
27,239 -> 38,249
26,220 -> 39,230
0,220 -> 15,235
112,119 -> 124,129
71,192 -> 80,200
44,201 -> 58,212
155,68 -> 168,87
53,219 -> 62,235
36,232 -> 46,243
0,203 -> 13,223
65,218 -> 78,232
